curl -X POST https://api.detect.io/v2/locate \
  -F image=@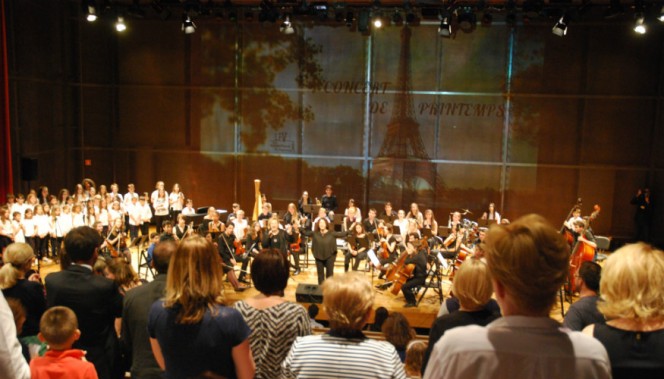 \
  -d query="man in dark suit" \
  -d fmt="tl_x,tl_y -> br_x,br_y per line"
45,226 -> 123,379
122,240 -> 175,379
